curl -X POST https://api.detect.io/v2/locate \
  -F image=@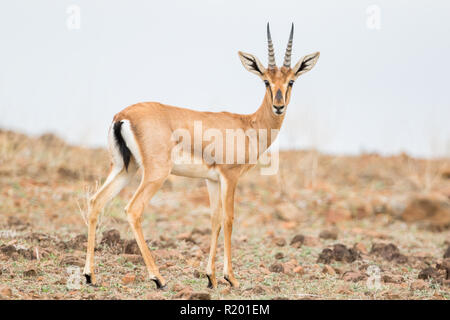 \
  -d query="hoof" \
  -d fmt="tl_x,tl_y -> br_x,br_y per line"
152,278 -> 167,290
224,275 -> 233,286
84,274 -> 92,284
224,275 -> 239,288
206,274 -> 214,289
